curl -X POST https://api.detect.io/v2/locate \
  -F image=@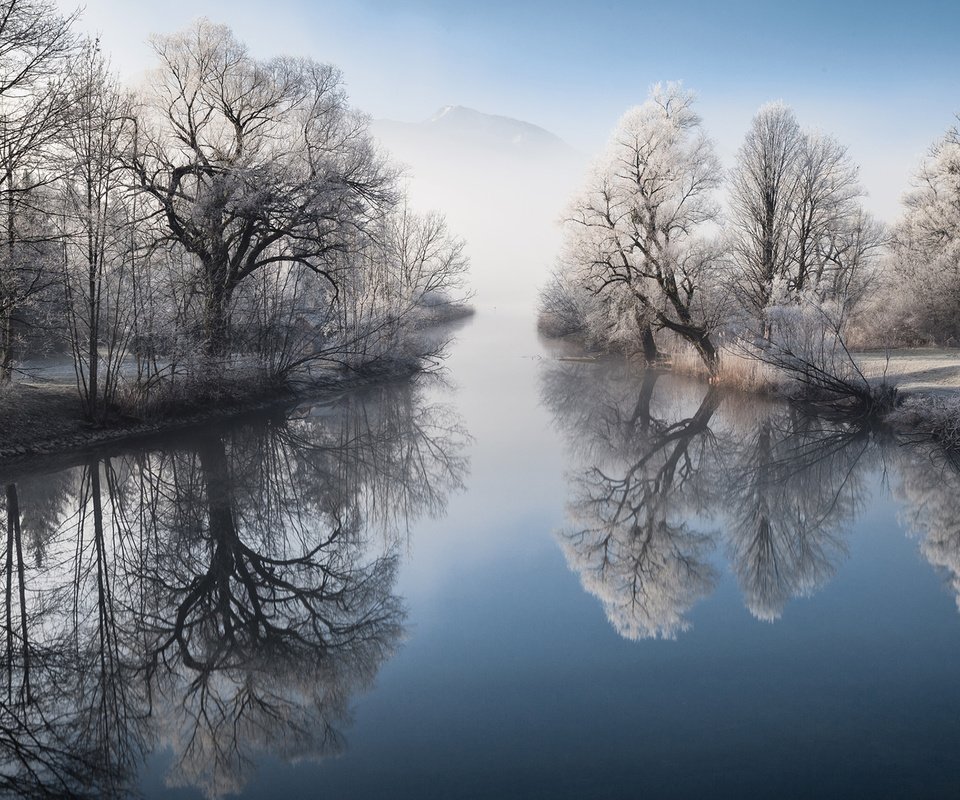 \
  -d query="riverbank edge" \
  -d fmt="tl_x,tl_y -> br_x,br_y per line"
543,328 -> 960,451
0,306 -> 476,471
0,369 -> 407,474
